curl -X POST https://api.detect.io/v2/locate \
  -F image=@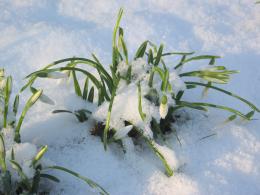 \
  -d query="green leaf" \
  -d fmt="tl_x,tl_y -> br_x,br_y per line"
11,147 -> 15,160
112,8 -> 124,72
31,170 -> 41,193
178,101 -> 249,120
72,70 -> 82,97
4,76 -> 12,128
175,91 -> 184,101
15,89 -> 43,143
88,87 -> 94,103
185,82 -> 260,112
183,55 -> 221,63
103,79 -> 119,150
52,109 -> 73,114
40,173 -> 60,183
224,114 -> 237,123
137,82 -> 146,121
161,69 -> 169,92
148,49 -> 154,64
135,41 -> 148,59
31,145 -> 48,167
161,51 -> 194,57
176,101 -> 208,111
119,29 -> 128,64
245,110 -> 255,120
26,67 -> 108,103
174,54 -> 187,69
82,77 -> 89,100
13,94 -> 19,116
48,166 -> 109,195
0,134 -> 6,172
154,44 -> 164,66
134,127 -> 173,177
